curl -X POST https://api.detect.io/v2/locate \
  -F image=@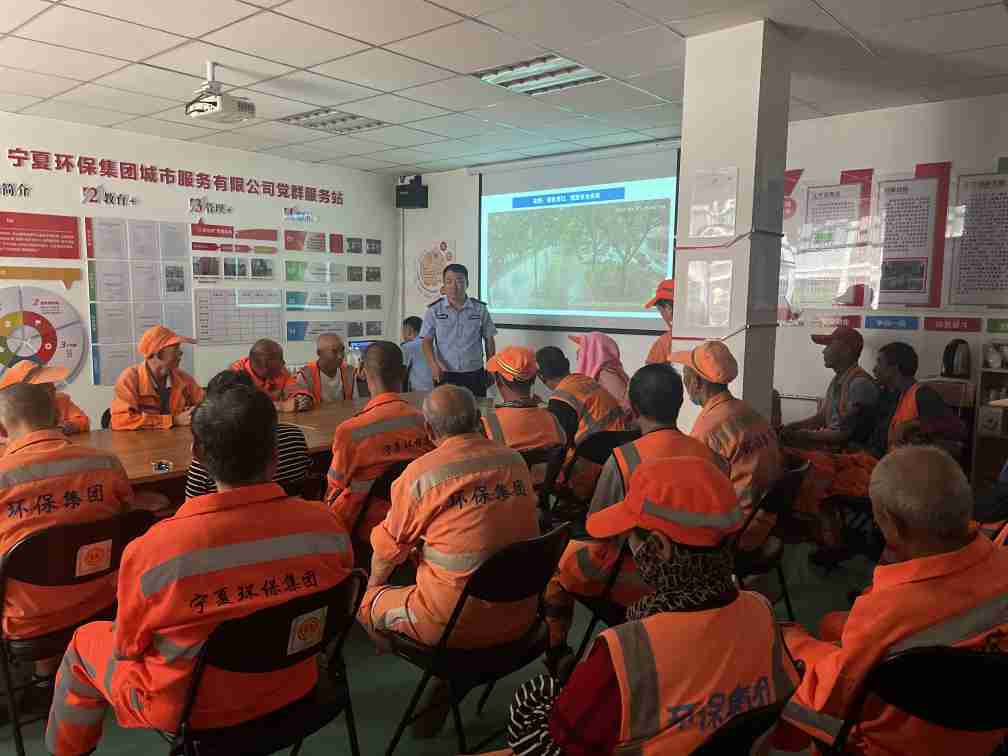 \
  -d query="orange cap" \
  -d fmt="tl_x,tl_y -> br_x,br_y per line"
668,341 -> 738,383
644,278 -> 675,308
0,359 -> 69,390
811,326 -> 863,352
587,457 -> 742,547
486,346 -> 538,382
138,325 -> 195,358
